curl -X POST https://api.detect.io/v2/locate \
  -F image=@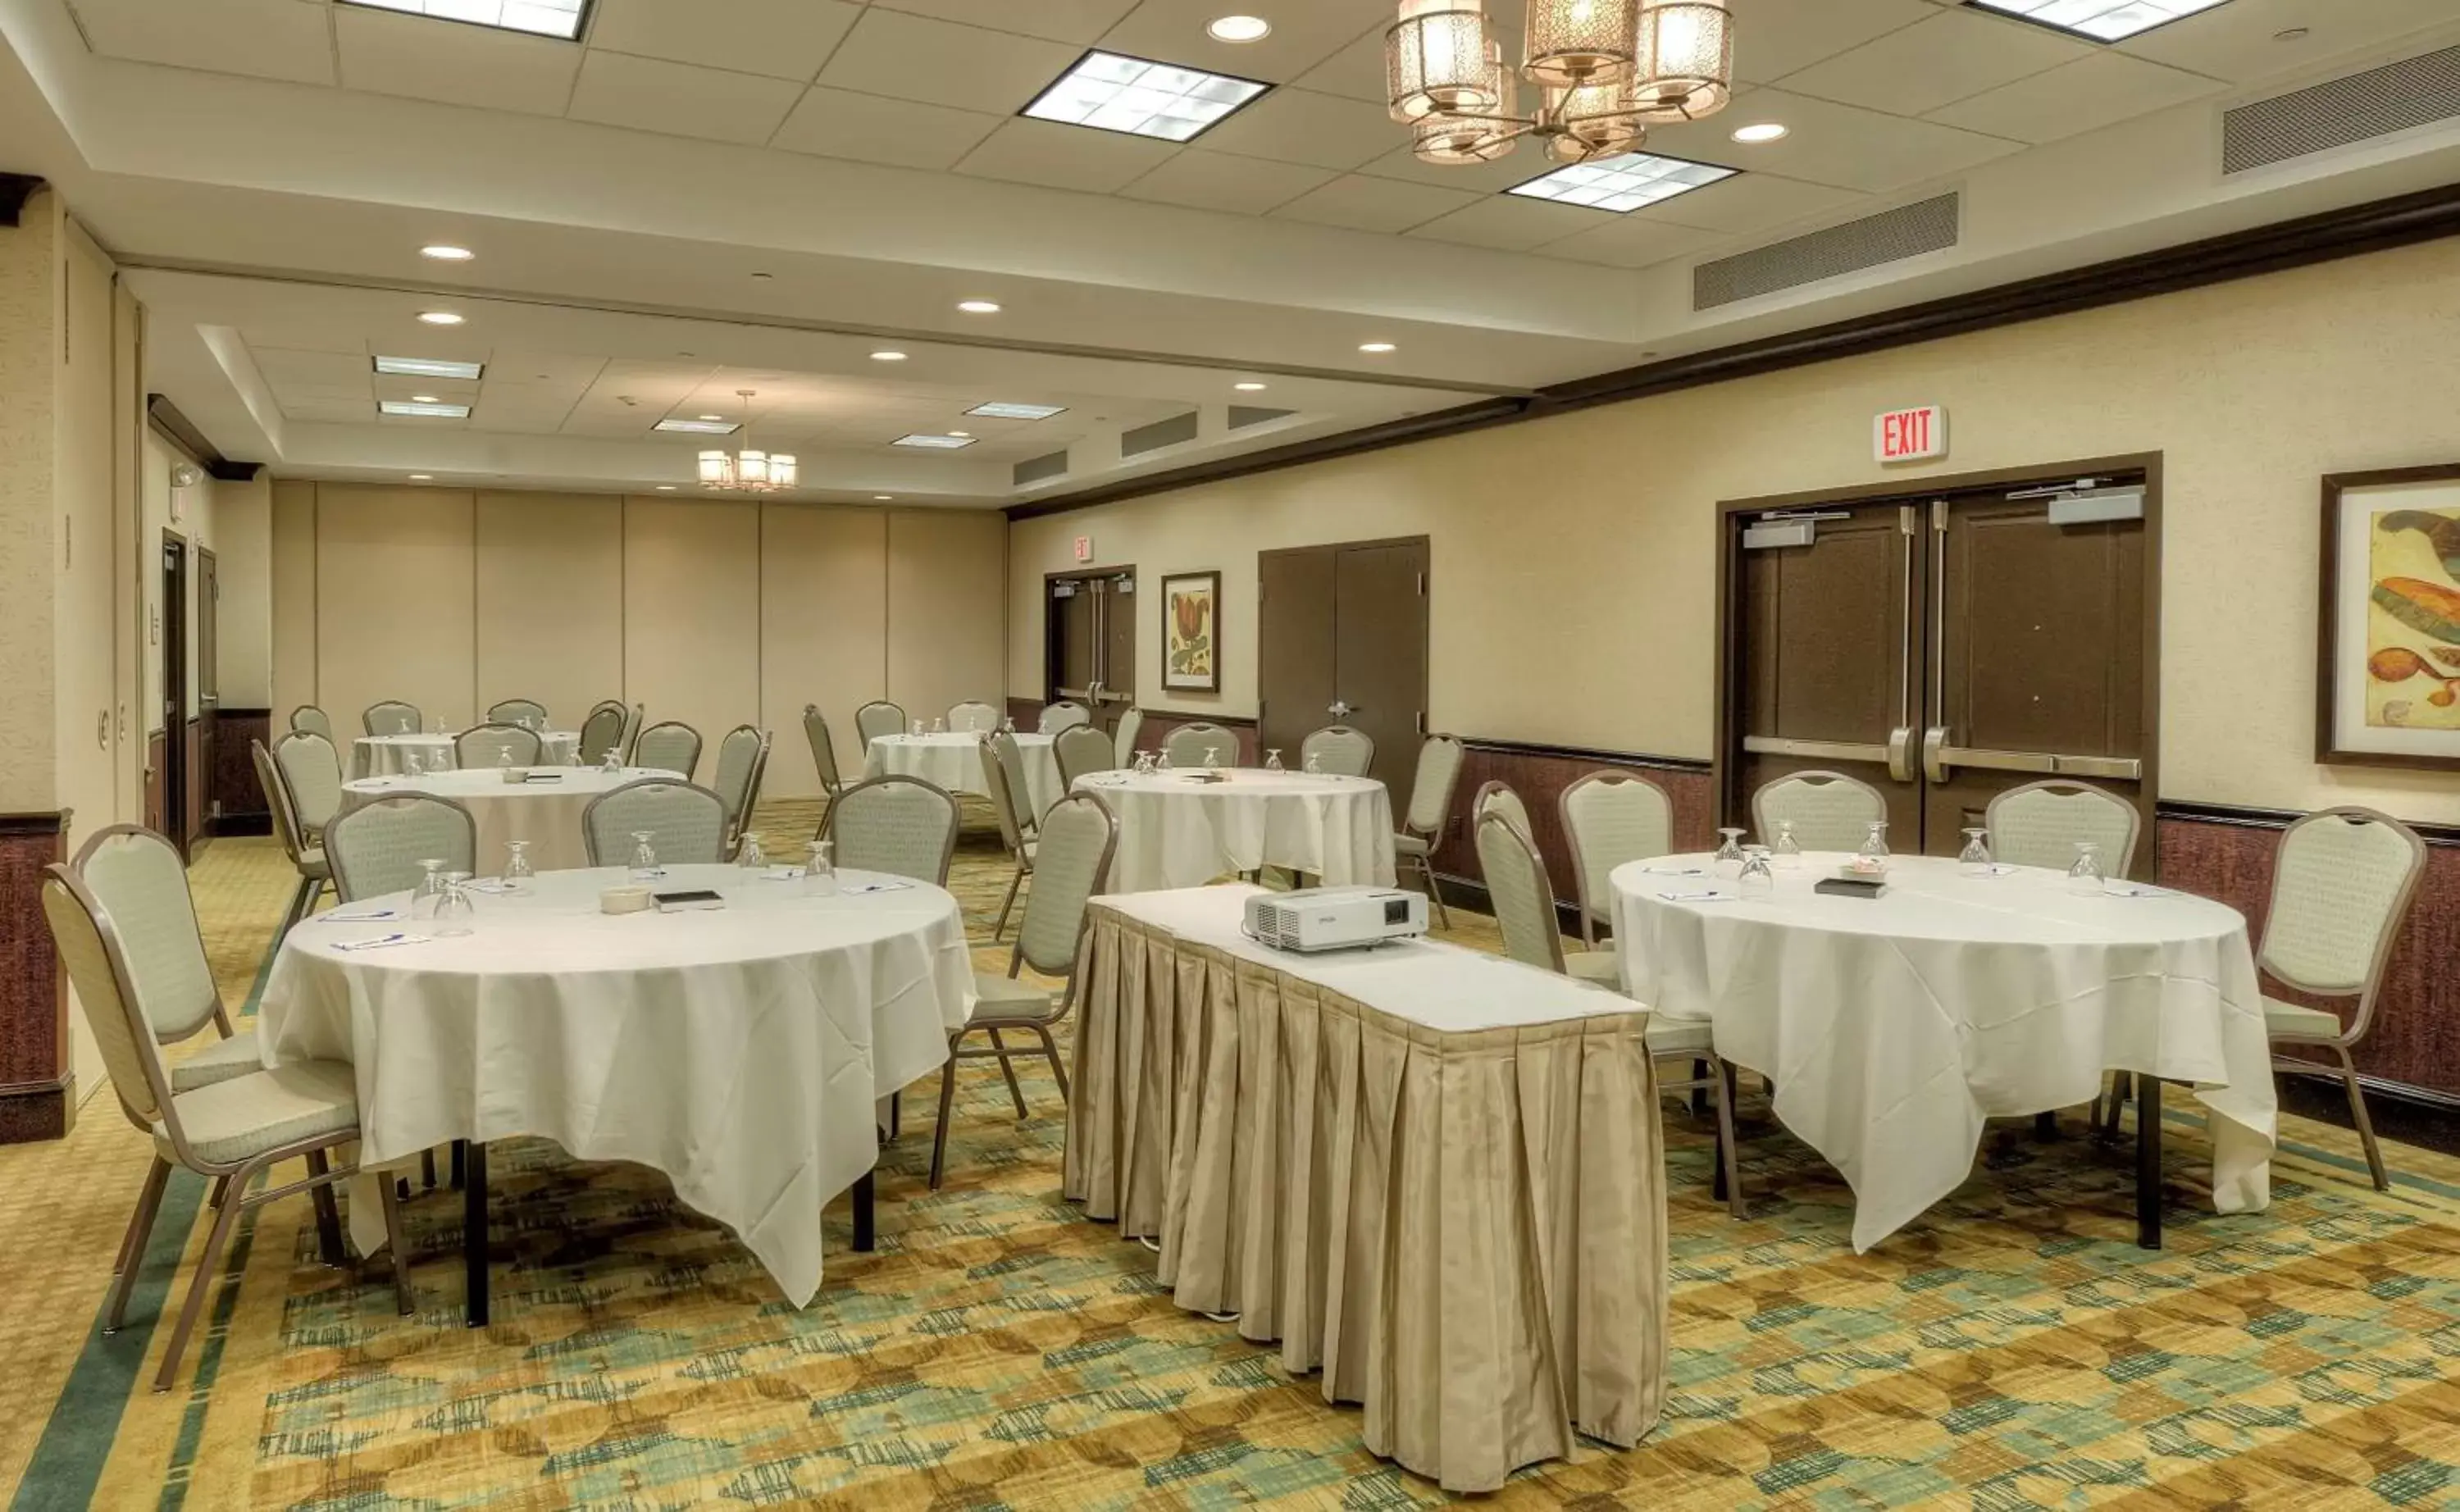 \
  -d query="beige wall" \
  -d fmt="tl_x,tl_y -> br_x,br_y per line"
212,472 -> 273,708
1012,235 -> 2460,825
273,485 -> 1006,795
0,193 -> 59,813
139,430 -> 215,728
